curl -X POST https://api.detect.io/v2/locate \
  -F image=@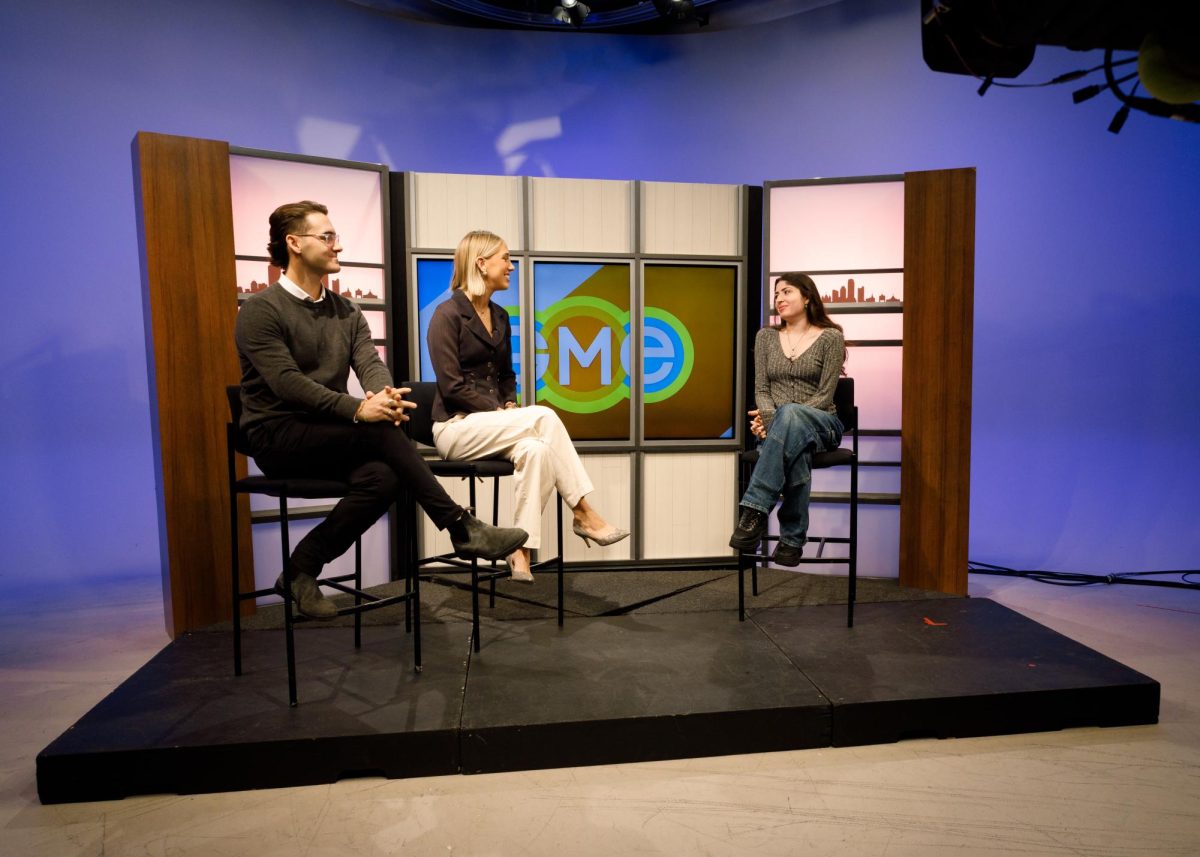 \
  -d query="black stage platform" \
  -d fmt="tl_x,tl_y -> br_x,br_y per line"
37,585 -> 1159,804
